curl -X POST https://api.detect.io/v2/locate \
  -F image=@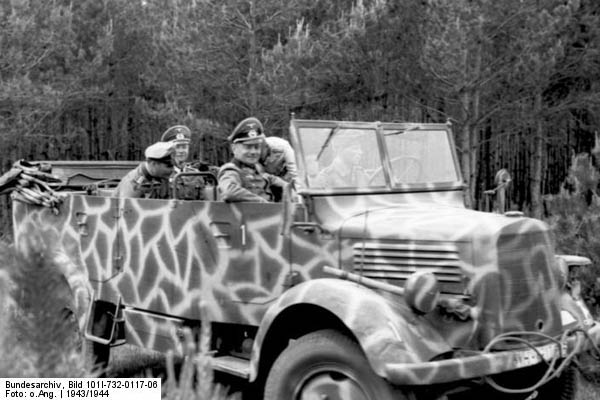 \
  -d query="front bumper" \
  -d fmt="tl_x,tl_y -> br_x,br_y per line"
384,321 -> 600,386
